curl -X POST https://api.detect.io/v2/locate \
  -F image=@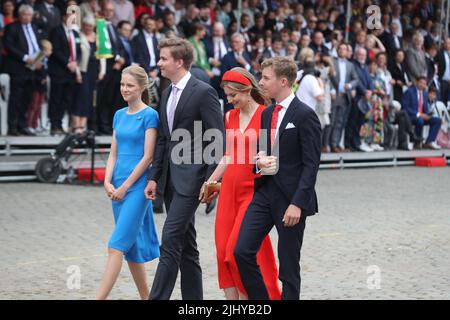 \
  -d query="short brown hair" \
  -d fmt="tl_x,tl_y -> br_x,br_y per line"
261,57 -> 298,87
158,37 -> 194,70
